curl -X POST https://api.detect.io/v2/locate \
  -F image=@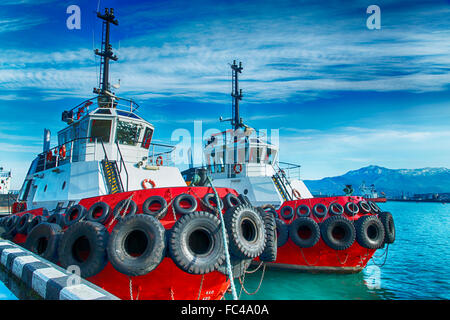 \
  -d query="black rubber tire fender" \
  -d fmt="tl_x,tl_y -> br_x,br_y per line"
27,215 -> 46,235
368,201 -> 381,213
275,218 -> 289,247
64,204 -> 87,226
87,201 -> 111,224
224,193 -> 241,209
112,199 -> 138,221
237,194 -> 251,206
279,205 -> 294,220
224,204 -> 266,259
58,221 -> 109,278
173,193 -> 198,215
203,193 -> 224,213
358,201 -> 371,214
47,213 -> 65,228
264,207 -> 278,219
320,216 -> 356,250
312,203 -> 327,219
142,196 -> 167,219
377,211 -> 395,244
24,222 -> 62,263
329,203 -> 344,216
256,207 -> 277,262
168,211 -> 226,275
16,213 -> 33,234
2,215 -> 20,239
296,204 -> 311,218
344,202 -> 359,216
289,217 -> 320,248
107,214 -> 166,276
355,215 -> 385,249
